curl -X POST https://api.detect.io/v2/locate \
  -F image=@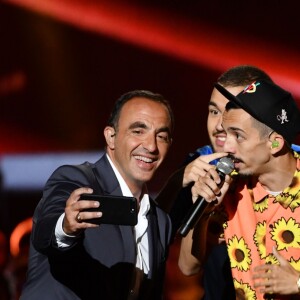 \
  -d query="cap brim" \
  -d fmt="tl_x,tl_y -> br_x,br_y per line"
214,82 -> 266,131
214,82 -> 300,143
214,83 -> 243,107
